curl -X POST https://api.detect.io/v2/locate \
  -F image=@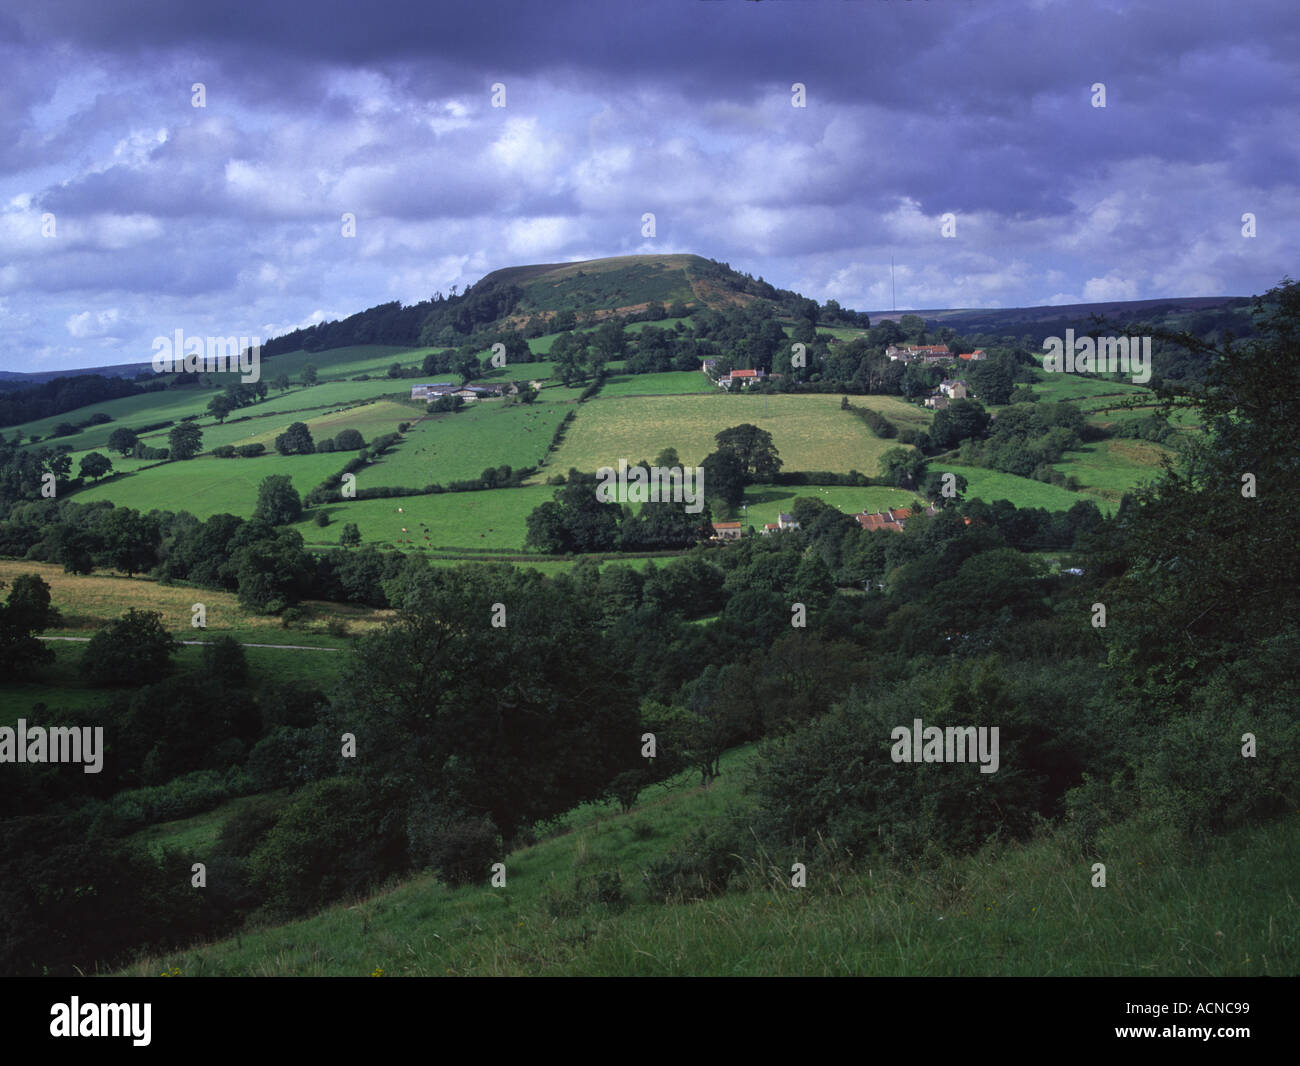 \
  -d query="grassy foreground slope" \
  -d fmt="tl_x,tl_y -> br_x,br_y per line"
120,744 -> 1299,977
